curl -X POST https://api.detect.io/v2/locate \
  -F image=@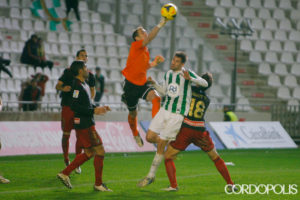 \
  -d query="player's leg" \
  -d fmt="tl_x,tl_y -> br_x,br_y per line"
0,140 -> 10,184
61,106 -> 74,166
62,131 -> 71,166
145,89 -> 161,118
207,148 -> 234,185
163,144 -> 181,190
